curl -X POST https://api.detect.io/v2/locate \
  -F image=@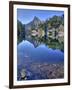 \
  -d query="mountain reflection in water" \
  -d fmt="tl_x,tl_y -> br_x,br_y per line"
17,40 -> 64,64
17,40 -> 64,80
